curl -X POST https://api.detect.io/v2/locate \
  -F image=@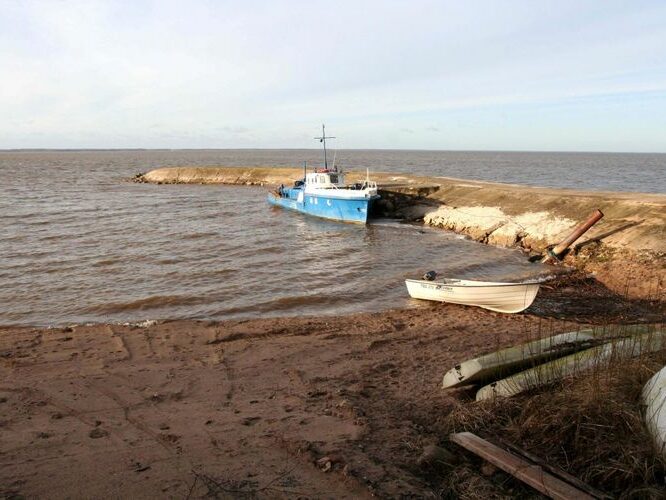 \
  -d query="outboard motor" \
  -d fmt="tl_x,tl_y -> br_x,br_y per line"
423,270 -> 437,281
